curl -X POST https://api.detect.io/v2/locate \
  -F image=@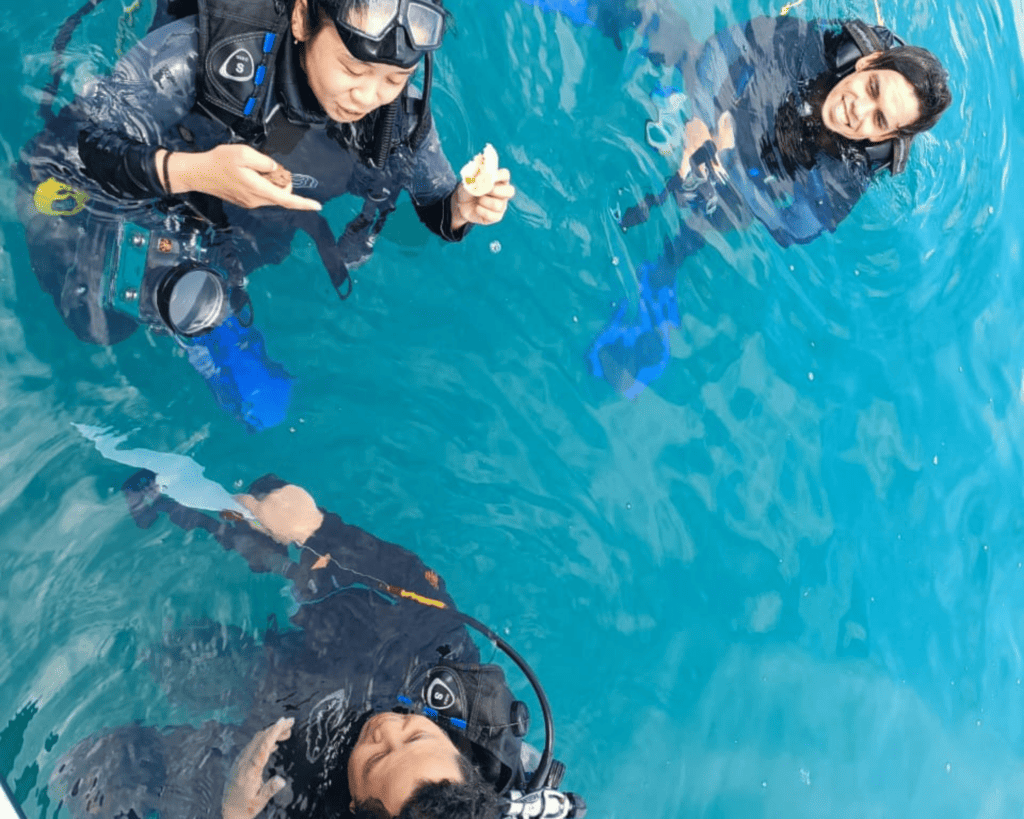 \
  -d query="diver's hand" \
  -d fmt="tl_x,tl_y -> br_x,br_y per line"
678,115 -> 732,182
223,717 -> 294,819
678,117 -> 713,179
235,484 -> 324,546
450,169 -> 515,231
715,111 -> 736,154
164,146 -> 322,211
